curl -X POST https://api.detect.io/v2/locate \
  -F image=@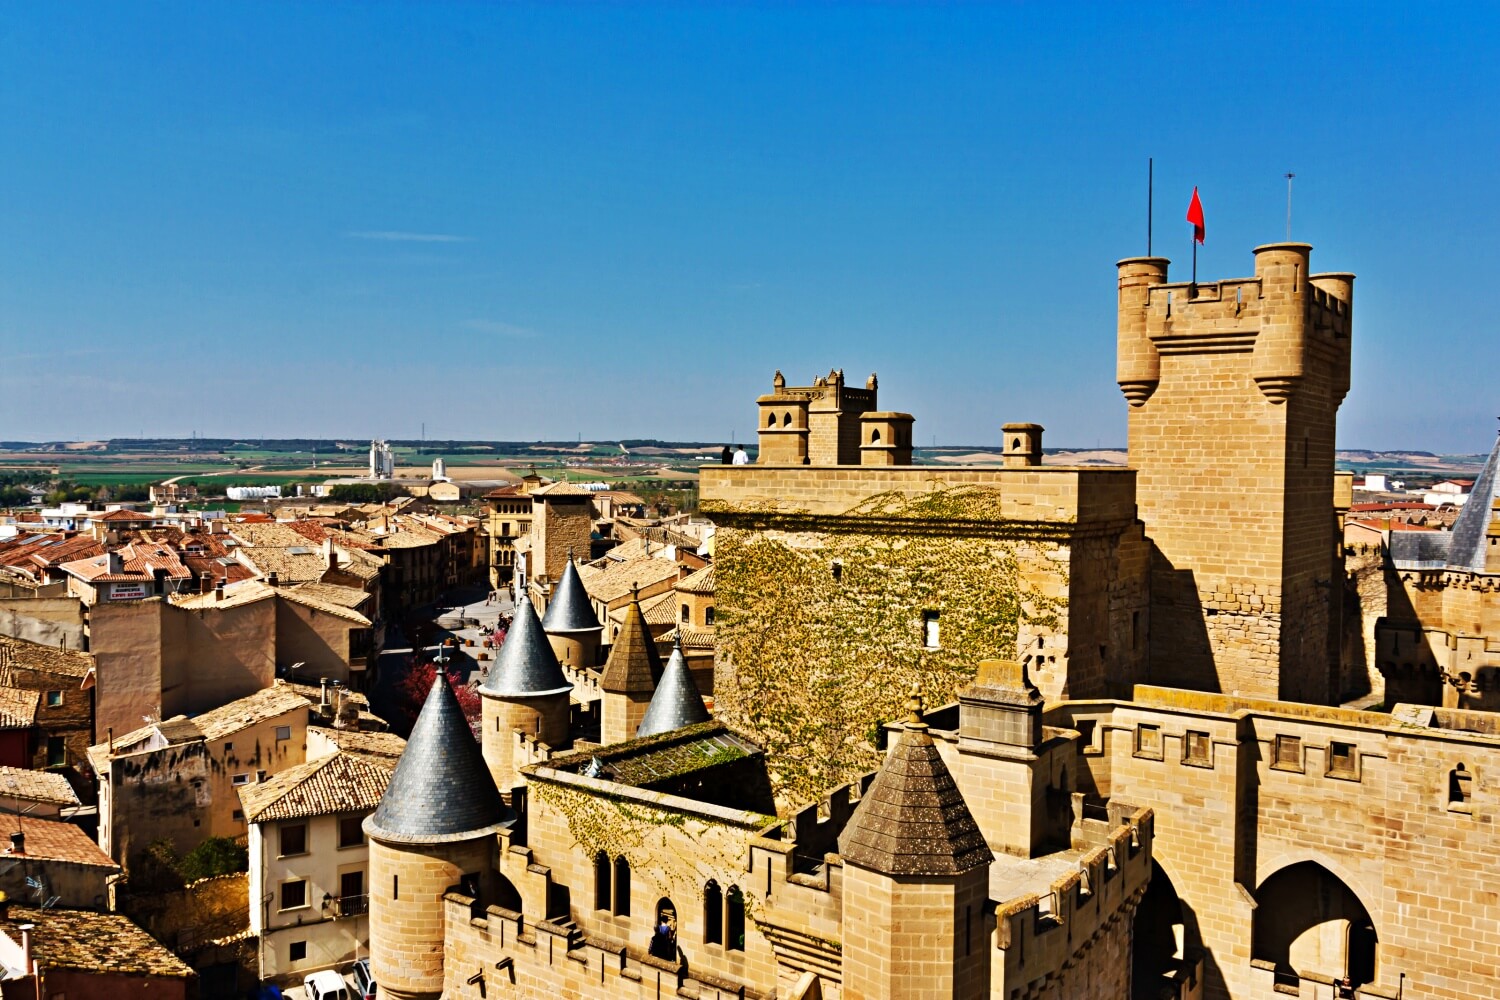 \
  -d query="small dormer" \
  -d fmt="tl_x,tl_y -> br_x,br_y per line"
859,412 -> 915,466
1002,423 -> 1044,468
